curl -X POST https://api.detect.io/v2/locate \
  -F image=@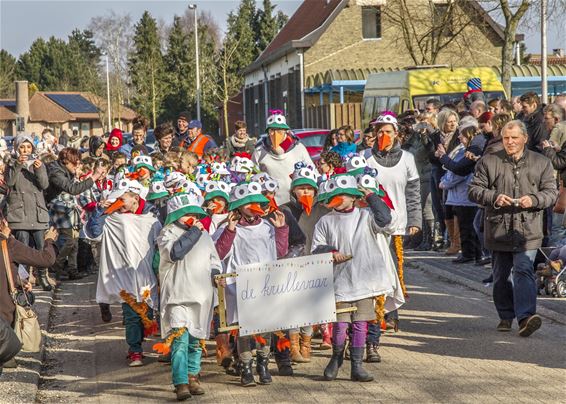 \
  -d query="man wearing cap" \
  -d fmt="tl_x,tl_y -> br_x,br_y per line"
85,179 -> 162,367
179,120 -> 217,158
